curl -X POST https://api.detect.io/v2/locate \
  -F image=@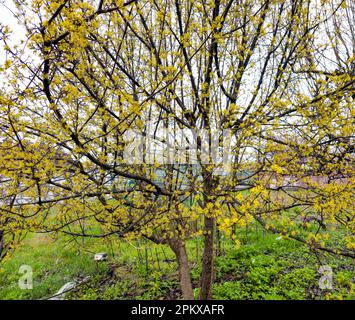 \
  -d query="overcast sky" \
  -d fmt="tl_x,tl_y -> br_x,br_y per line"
0,0 -> 26,64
